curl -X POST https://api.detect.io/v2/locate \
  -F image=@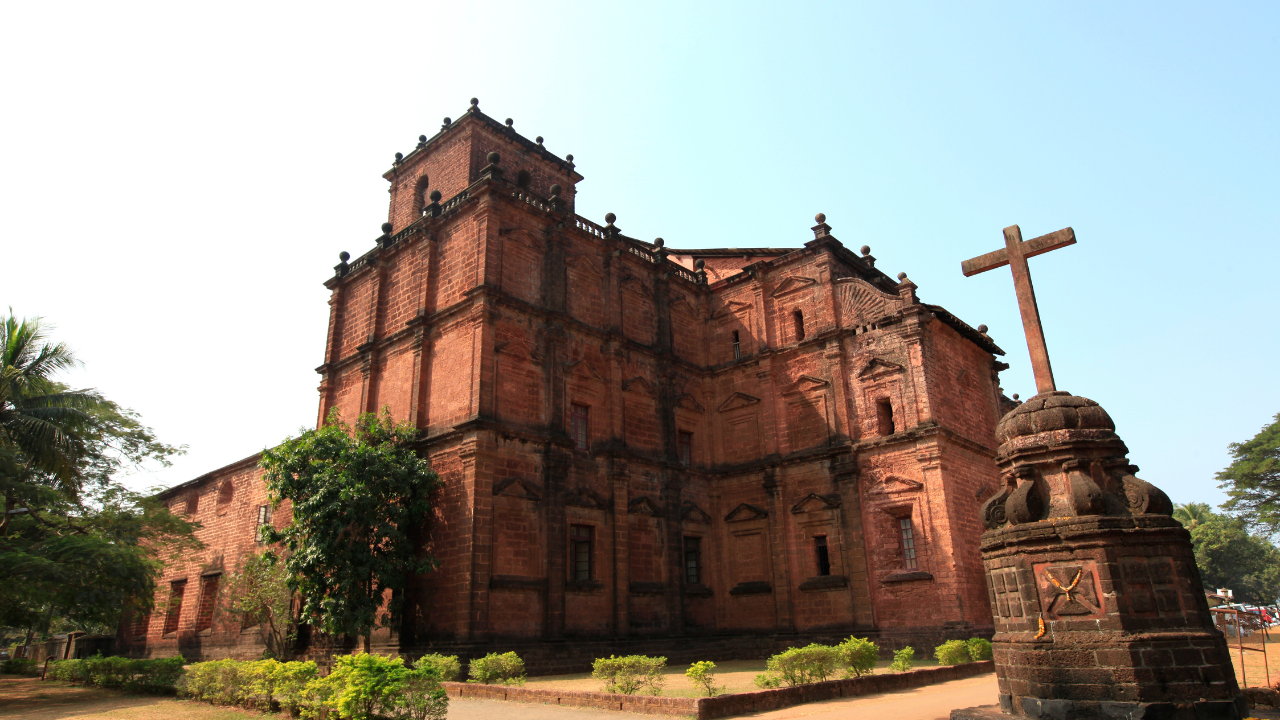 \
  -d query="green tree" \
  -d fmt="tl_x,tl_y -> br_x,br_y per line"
1173,502 -> 1214,531
0,312 -> 198,640
1219,414 -> 1280,536
225,551 -> 295,658
261,409 -> 440,648
1189,514 -> 1280,604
